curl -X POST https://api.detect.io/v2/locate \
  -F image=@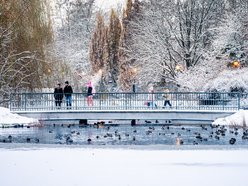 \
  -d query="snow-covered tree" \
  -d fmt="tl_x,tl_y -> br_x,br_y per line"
105,9 -> 122,89
127,0 -> 224,89
88,9 -> 122,92
177,2 -> 248,93
89,13 -> 108,73
118,0 -> 142,91
50,0 -> 95,90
